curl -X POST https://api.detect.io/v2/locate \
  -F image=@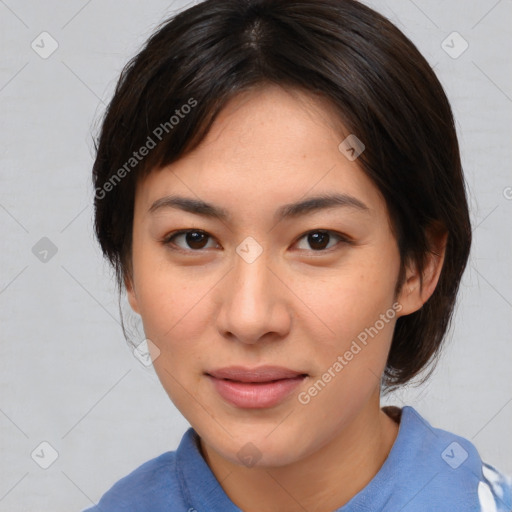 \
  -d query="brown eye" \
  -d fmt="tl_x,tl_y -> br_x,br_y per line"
164,230 -> 217,251
295,230 -> 350,252
307,231 -> 330,250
